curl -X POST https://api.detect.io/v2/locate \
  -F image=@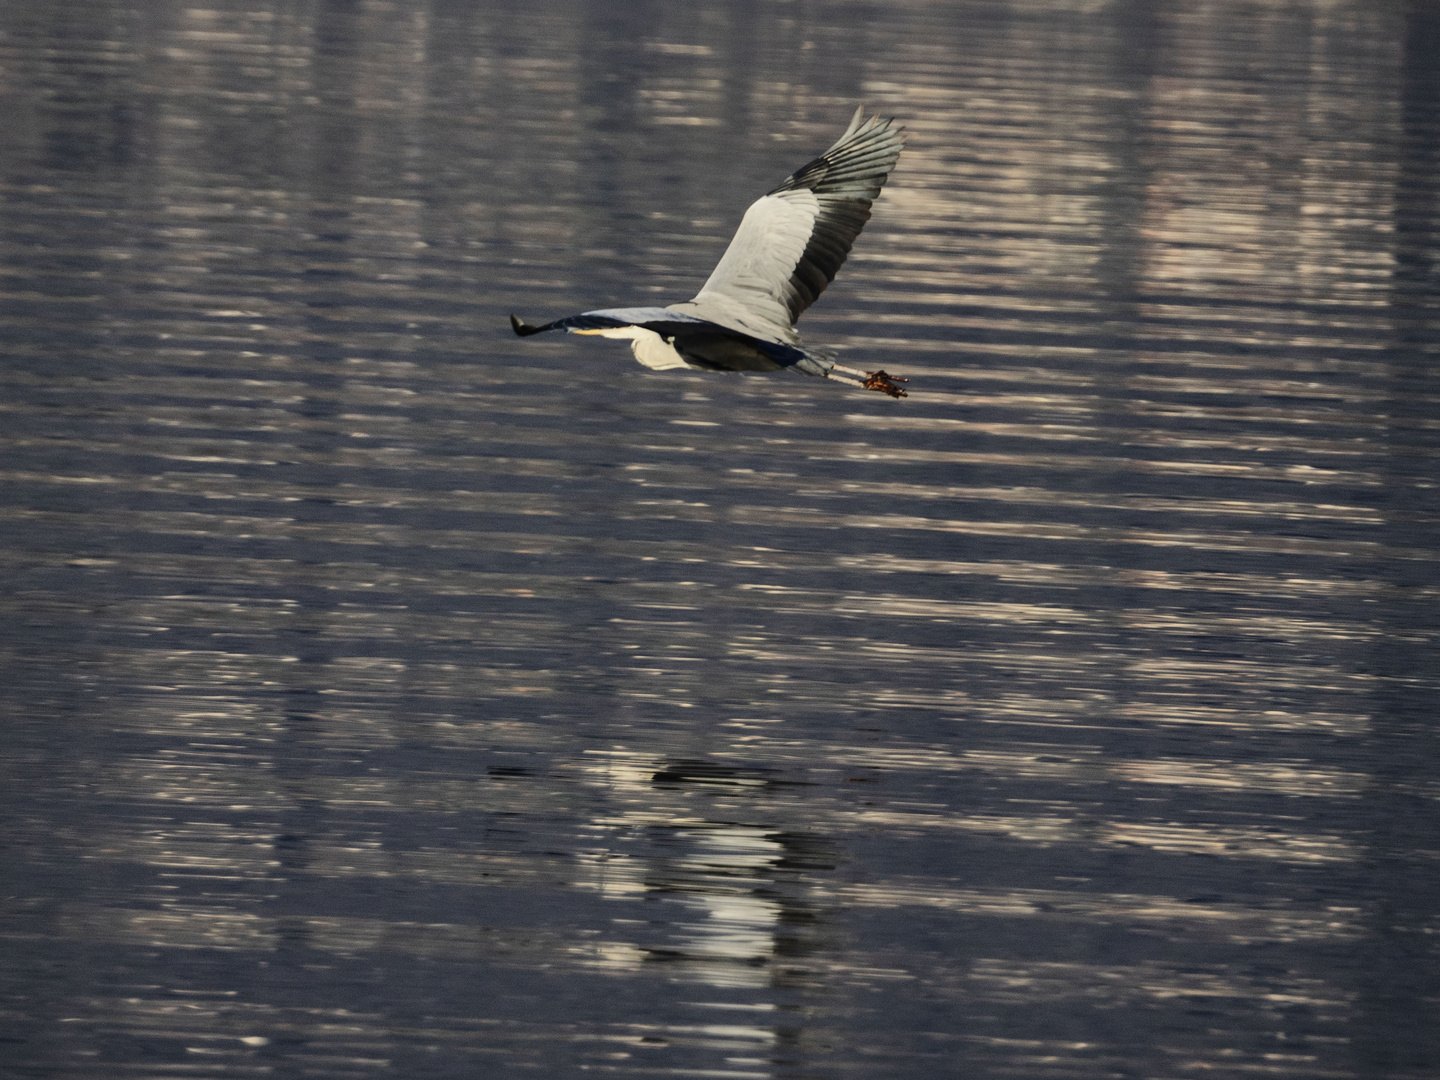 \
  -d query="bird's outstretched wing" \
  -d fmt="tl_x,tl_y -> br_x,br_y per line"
666,106 -> 904,343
